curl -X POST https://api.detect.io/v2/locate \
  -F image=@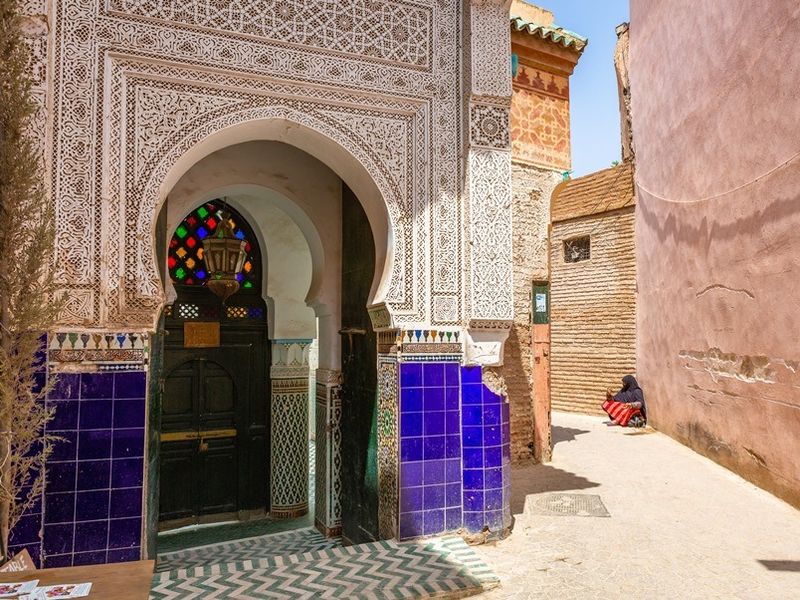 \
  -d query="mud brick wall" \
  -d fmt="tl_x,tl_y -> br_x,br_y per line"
550,207 -> 637,415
